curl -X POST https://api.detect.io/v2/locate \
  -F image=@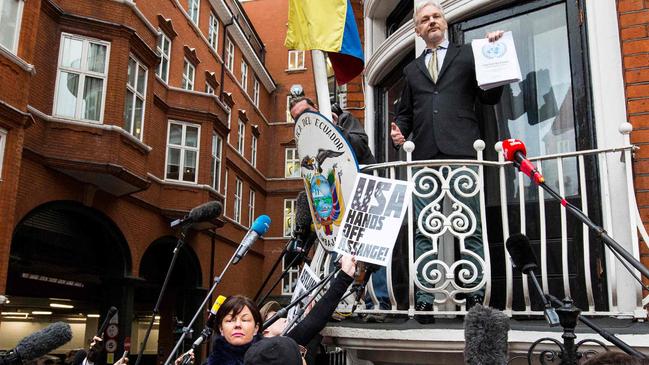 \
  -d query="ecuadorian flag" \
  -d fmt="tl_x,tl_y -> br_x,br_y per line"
285,0 -> 364,85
